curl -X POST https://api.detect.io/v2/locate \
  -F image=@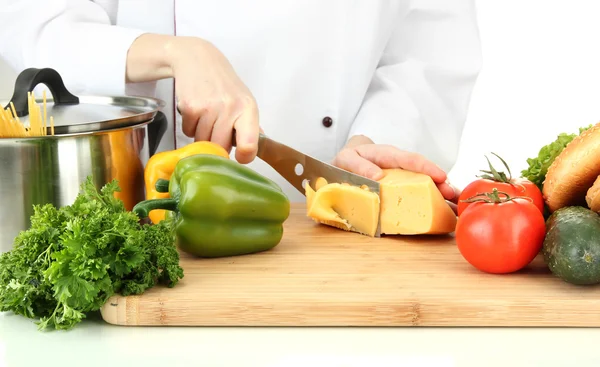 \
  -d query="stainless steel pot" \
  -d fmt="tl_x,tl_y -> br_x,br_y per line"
0,68 -> 167,252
